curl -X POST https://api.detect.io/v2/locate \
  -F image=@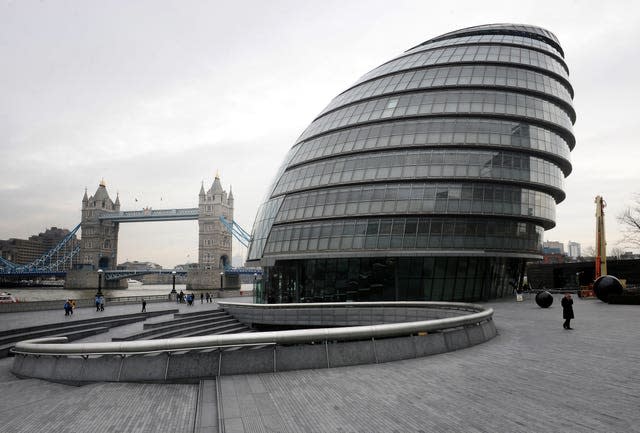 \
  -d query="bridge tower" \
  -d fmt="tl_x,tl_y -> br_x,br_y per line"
80,180 -> 120,270
66,180 -> 122,289
187,174 -> 235,290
